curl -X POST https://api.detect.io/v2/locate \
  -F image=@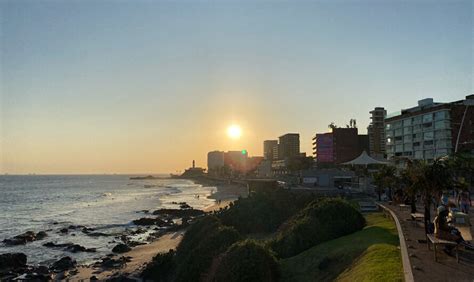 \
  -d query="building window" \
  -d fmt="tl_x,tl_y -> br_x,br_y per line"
414,151 -> 423,159
424,131 -> 434,140
403,119 -> 412,126
435,120 -> 450,130
434,110 -> 449,121
435,129 -> 451,139
413,124 -> 422,133
395,128 -> 403,136
413,116 -> 422,125
423,122 -> 433,128
425,149 -> 434,159
423,113 -> 433,123
403,127 -> 412,135
424,141 -> 434,150
404,134 -> 412,143
395,144 -> 403,152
